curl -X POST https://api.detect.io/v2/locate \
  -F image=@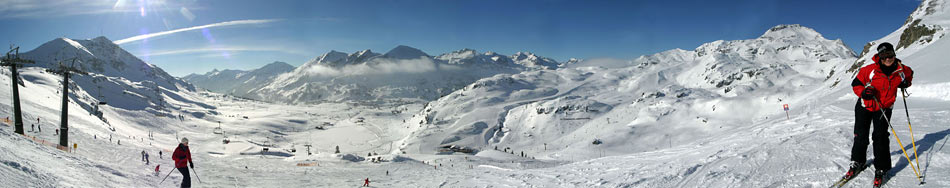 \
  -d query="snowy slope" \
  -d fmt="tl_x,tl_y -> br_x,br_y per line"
0,37 -> 221,187
390,1 -> 950,187
396,24 -> 856,159
0,65 -> 217,187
